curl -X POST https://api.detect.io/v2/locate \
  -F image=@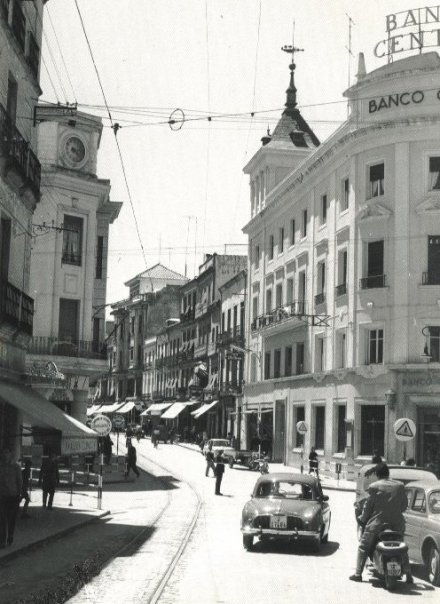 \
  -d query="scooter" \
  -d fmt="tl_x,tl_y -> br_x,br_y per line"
248,453 -> 269,474
368,528 -> 409,590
